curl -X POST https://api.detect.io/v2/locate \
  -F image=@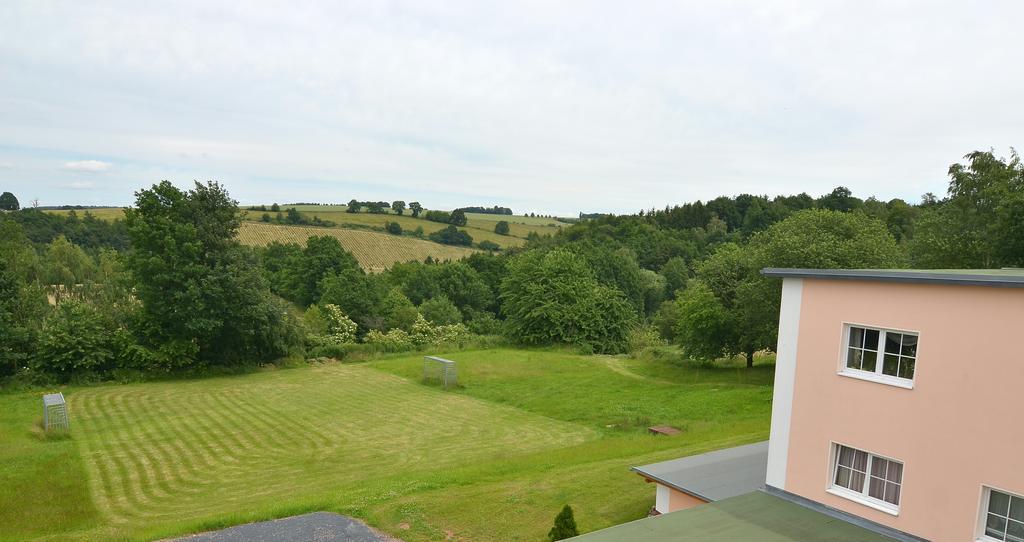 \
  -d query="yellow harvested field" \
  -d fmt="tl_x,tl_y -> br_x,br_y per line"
244,205 -> 539,247
237,221 -> 478,271
43,206 -> 564,247
47,207 -> 127,221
